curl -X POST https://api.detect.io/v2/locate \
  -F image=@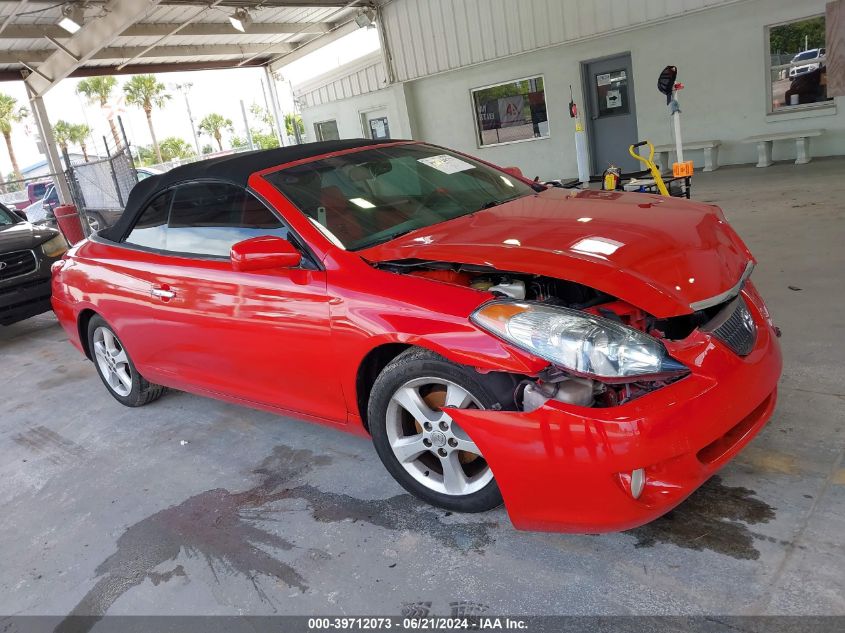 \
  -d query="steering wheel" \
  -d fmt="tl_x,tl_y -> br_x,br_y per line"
418,187 -> 452,211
